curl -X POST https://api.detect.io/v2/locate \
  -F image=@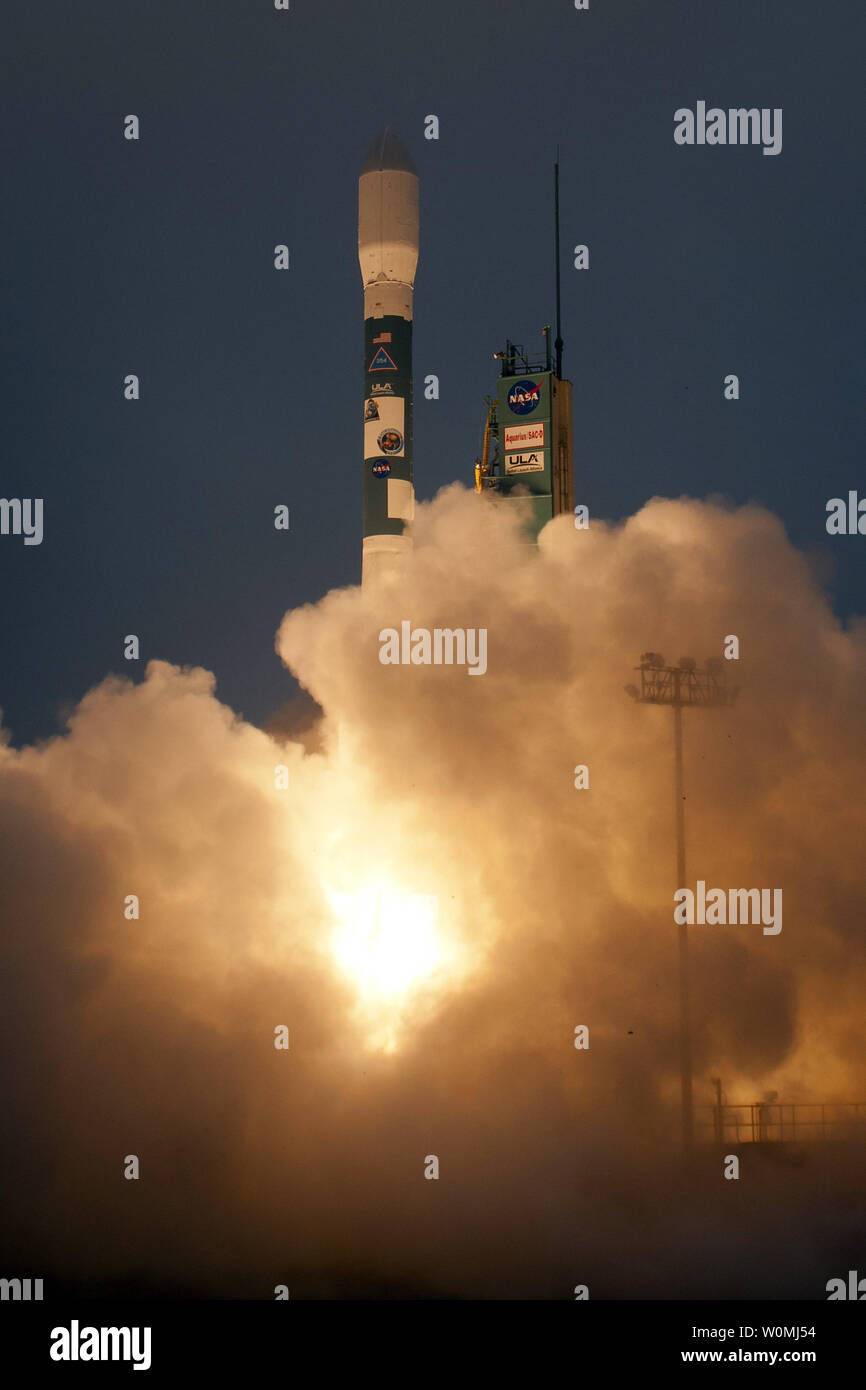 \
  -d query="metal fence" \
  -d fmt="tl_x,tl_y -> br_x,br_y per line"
695,1102 -> 866,1145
